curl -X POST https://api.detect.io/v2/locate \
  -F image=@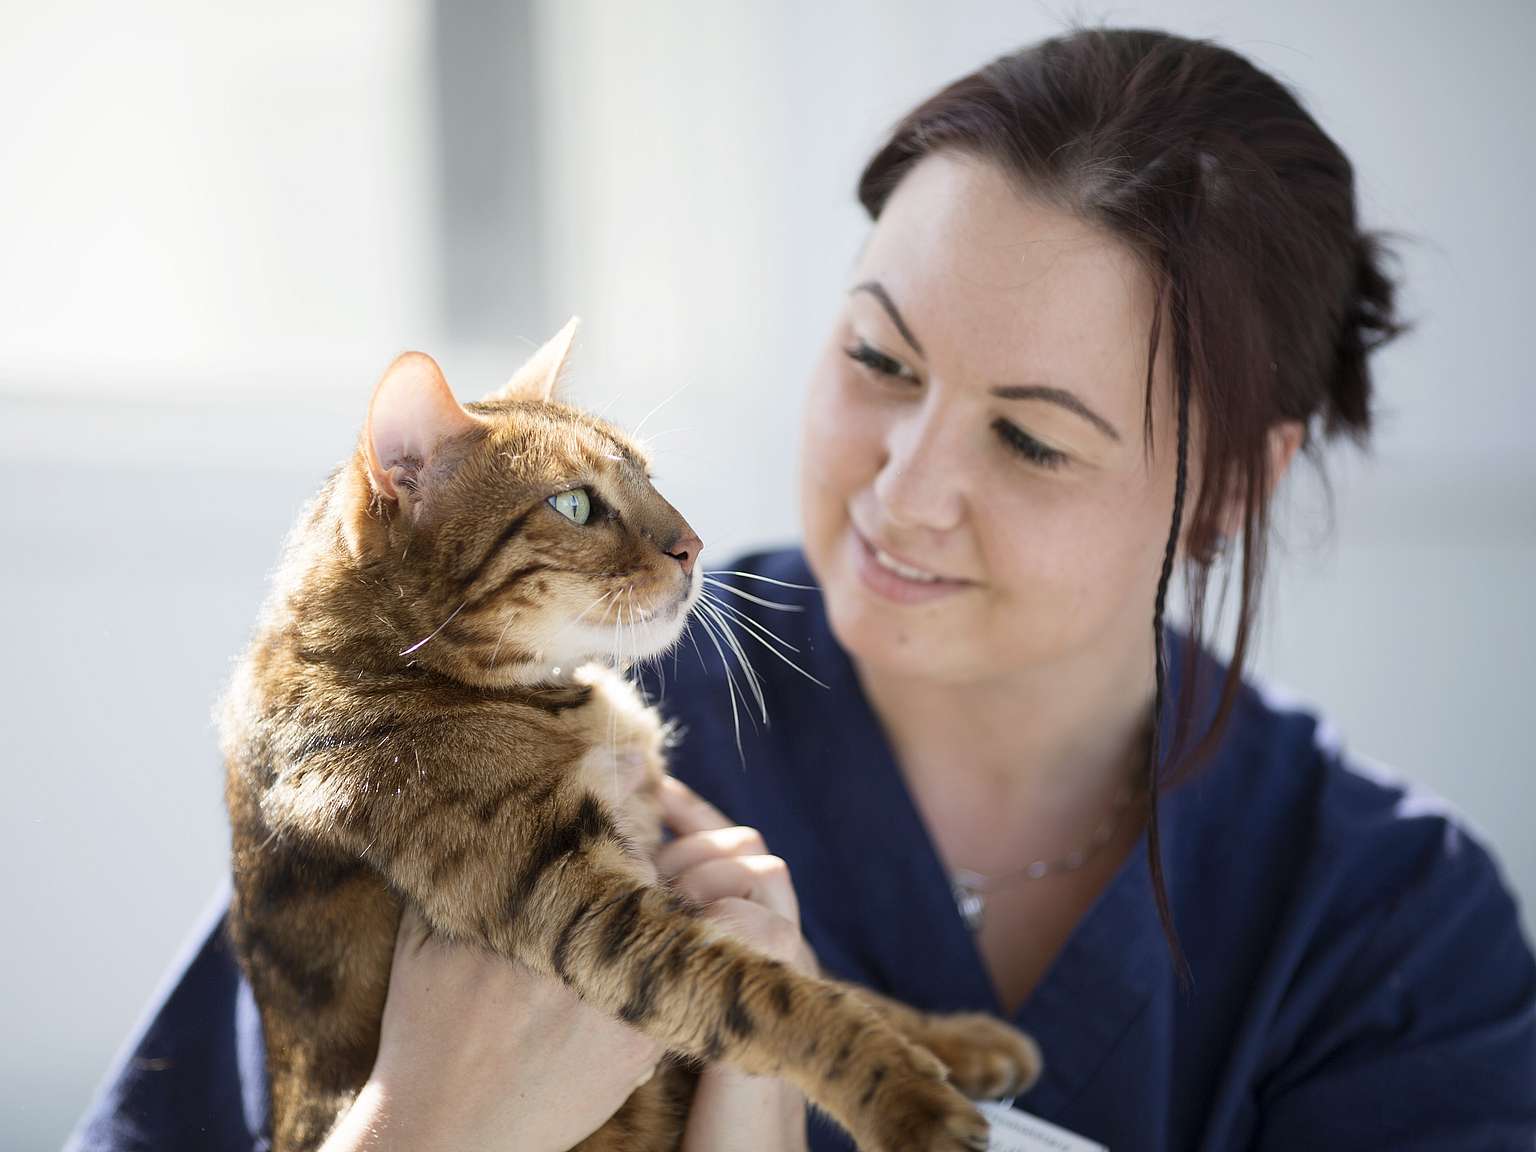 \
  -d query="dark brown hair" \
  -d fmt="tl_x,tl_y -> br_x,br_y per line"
857,26 -> 1406,971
